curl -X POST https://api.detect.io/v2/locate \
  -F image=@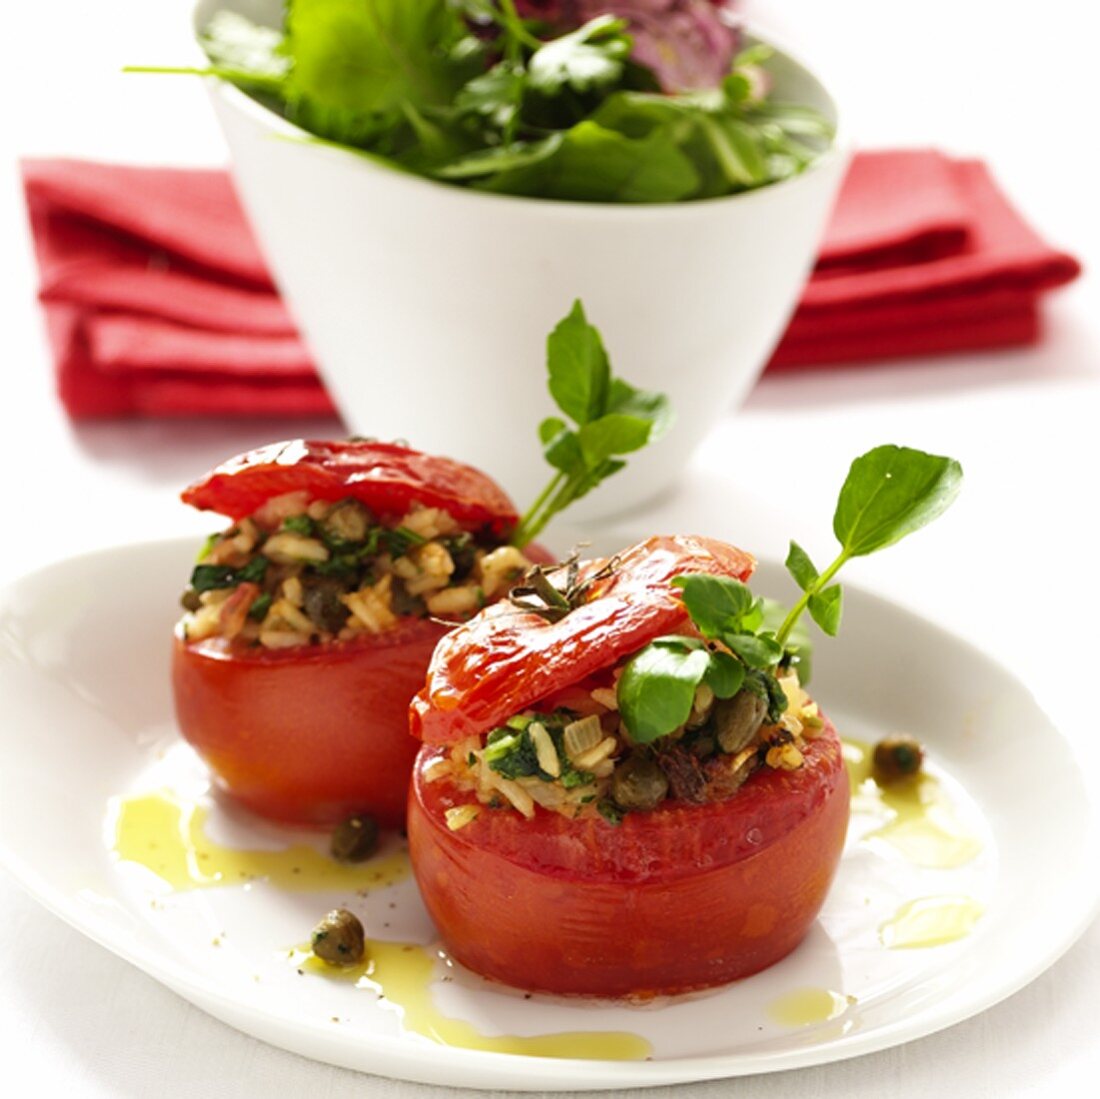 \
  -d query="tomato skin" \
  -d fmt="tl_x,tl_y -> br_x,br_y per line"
173,438 -> 542,826
172,618 -> 446,827
180,438 -> 518,534
411,535 -> 755,745
407,720 -> 849,997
